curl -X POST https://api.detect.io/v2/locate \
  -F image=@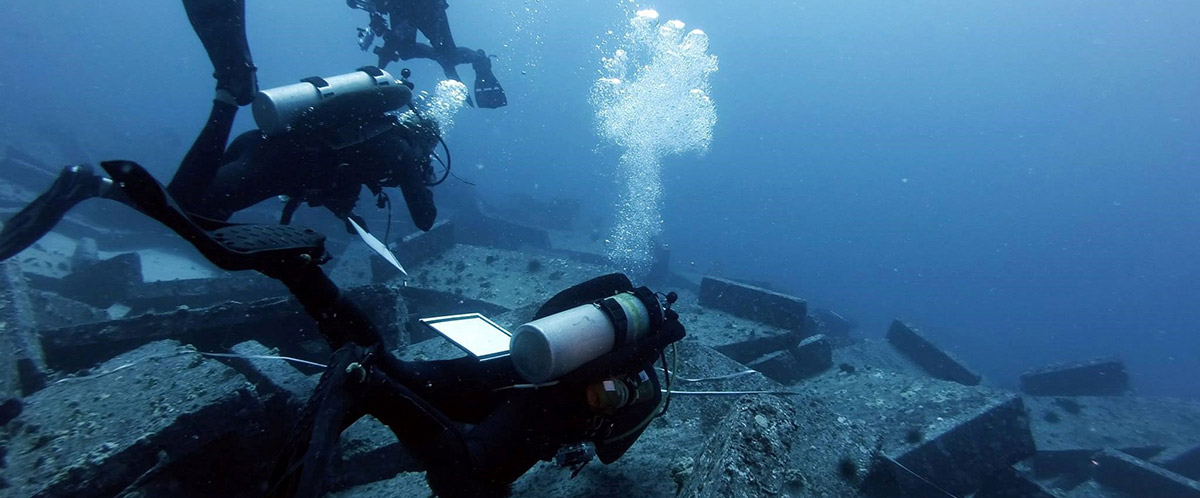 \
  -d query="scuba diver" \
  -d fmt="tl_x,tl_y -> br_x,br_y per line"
0,2 -> 684,494
0,0 -> 448,262
348,0 -> 508,108
3,156 -> 687,496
